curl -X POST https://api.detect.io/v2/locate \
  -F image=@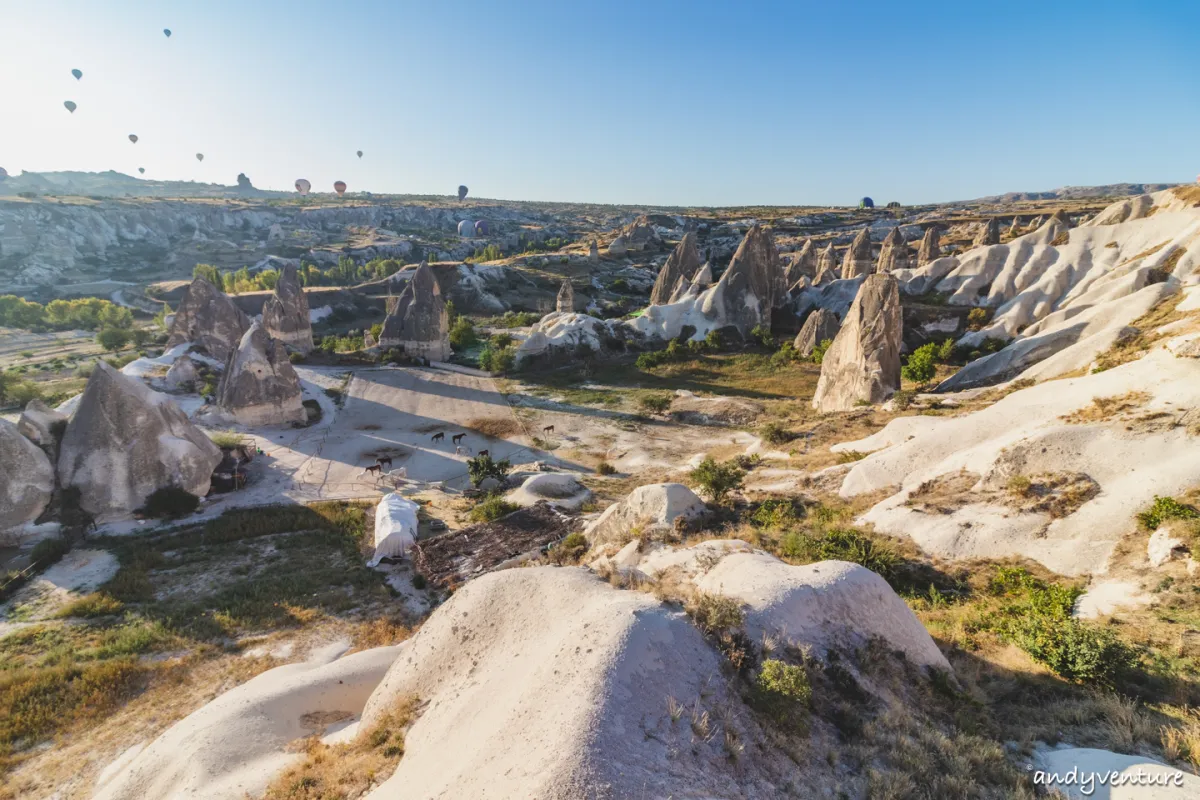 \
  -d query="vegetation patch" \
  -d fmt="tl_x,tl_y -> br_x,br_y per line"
1059,391 -> 1151,424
